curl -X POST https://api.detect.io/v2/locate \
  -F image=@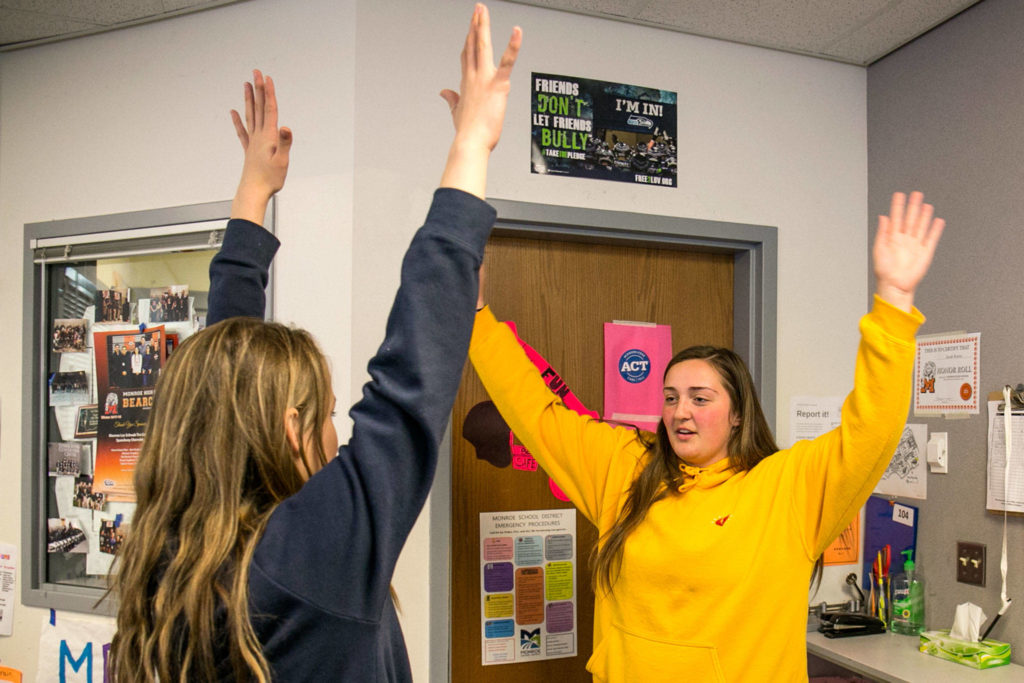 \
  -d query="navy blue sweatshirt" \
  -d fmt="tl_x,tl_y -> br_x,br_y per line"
207,188 -> 496,681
